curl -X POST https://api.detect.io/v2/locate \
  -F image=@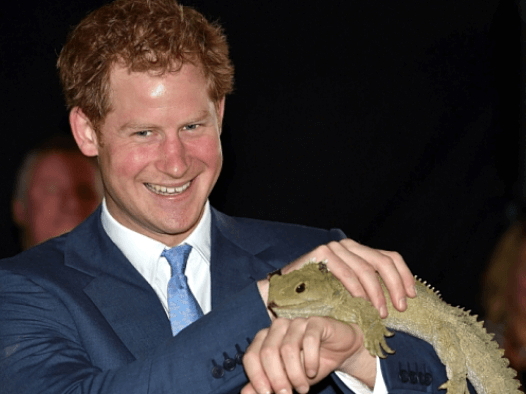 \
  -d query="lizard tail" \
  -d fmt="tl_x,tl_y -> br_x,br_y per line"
459,315 -> 521,394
